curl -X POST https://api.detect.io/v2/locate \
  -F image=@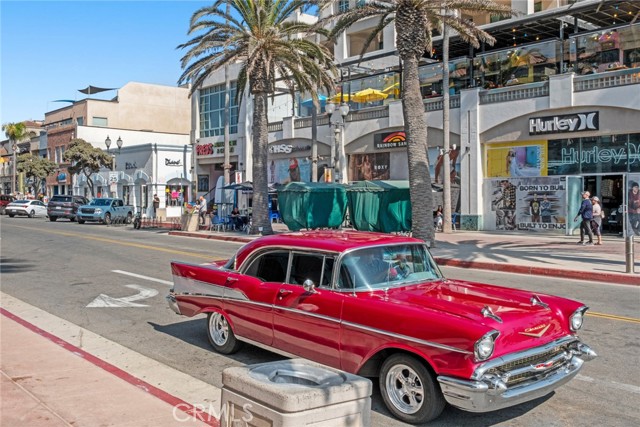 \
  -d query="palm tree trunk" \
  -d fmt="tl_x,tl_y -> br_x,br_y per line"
402,56 -> 435,246
251,92 -> 273,235
442,14 -> 452,234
